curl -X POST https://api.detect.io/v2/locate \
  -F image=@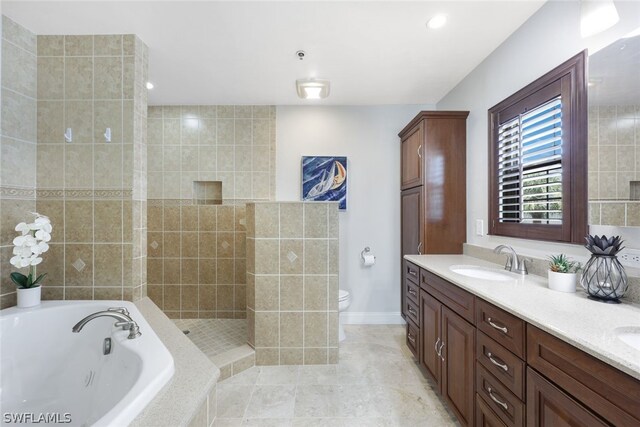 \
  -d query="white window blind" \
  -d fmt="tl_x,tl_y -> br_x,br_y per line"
497,96 -> 563,225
